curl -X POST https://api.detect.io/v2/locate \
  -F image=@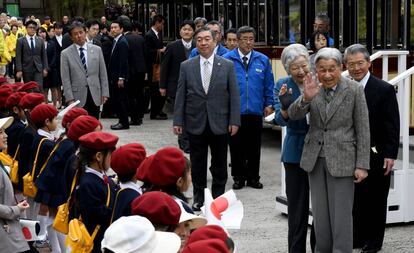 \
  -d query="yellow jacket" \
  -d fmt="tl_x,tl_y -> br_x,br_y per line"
6,32 -> 18,57
18,27 -> 26,36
